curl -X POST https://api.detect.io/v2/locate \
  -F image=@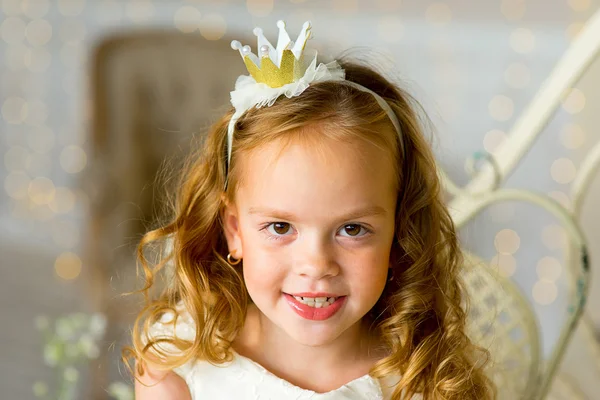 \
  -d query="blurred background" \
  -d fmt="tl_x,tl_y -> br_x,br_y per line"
1,0 -> 599,399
